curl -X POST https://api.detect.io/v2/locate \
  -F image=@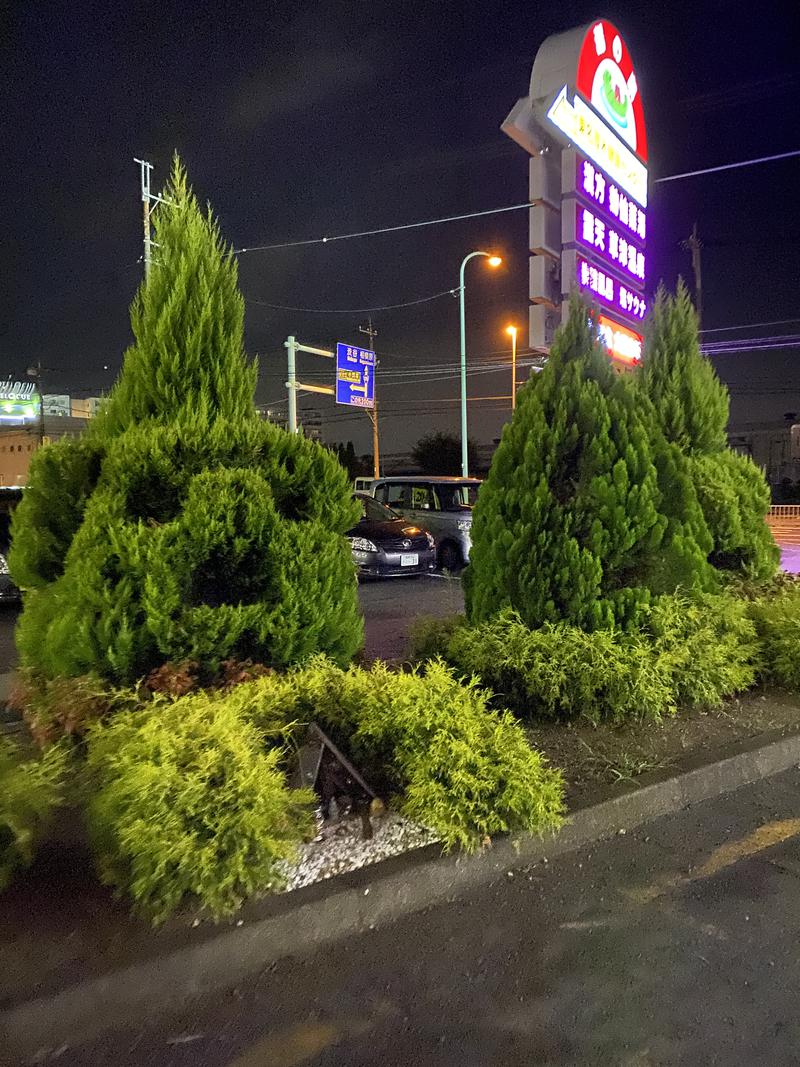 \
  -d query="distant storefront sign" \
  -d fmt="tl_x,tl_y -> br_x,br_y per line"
0,380 -> 40,423
503,17 -> 648,367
